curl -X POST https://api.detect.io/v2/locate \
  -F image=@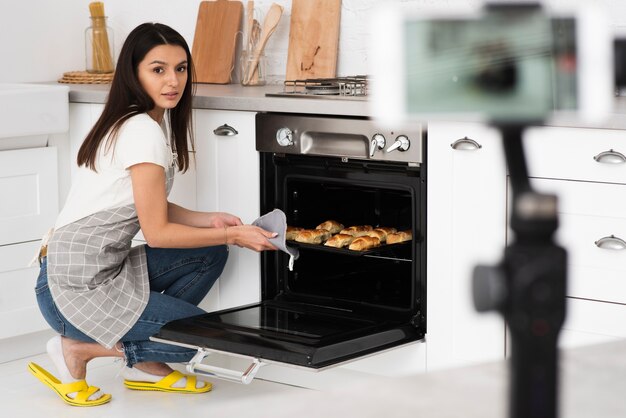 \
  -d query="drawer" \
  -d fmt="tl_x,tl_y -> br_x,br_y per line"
0,146 -> 58,245
532,179 -> 626,304
560,298 -> 626,349
0,241 -> 48,339
525,126 -> 626,184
